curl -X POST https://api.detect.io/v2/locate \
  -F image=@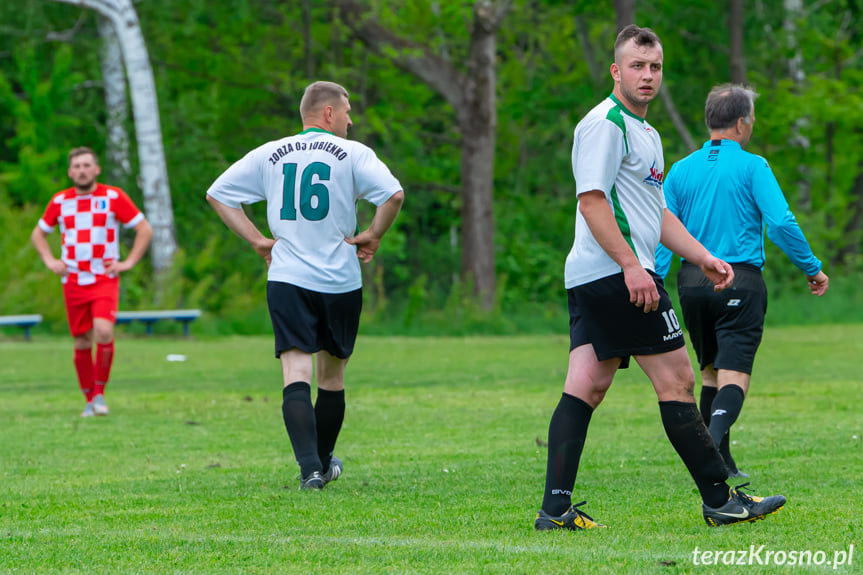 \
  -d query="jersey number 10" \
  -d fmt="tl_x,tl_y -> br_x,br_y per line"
280,162 -> 330,221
